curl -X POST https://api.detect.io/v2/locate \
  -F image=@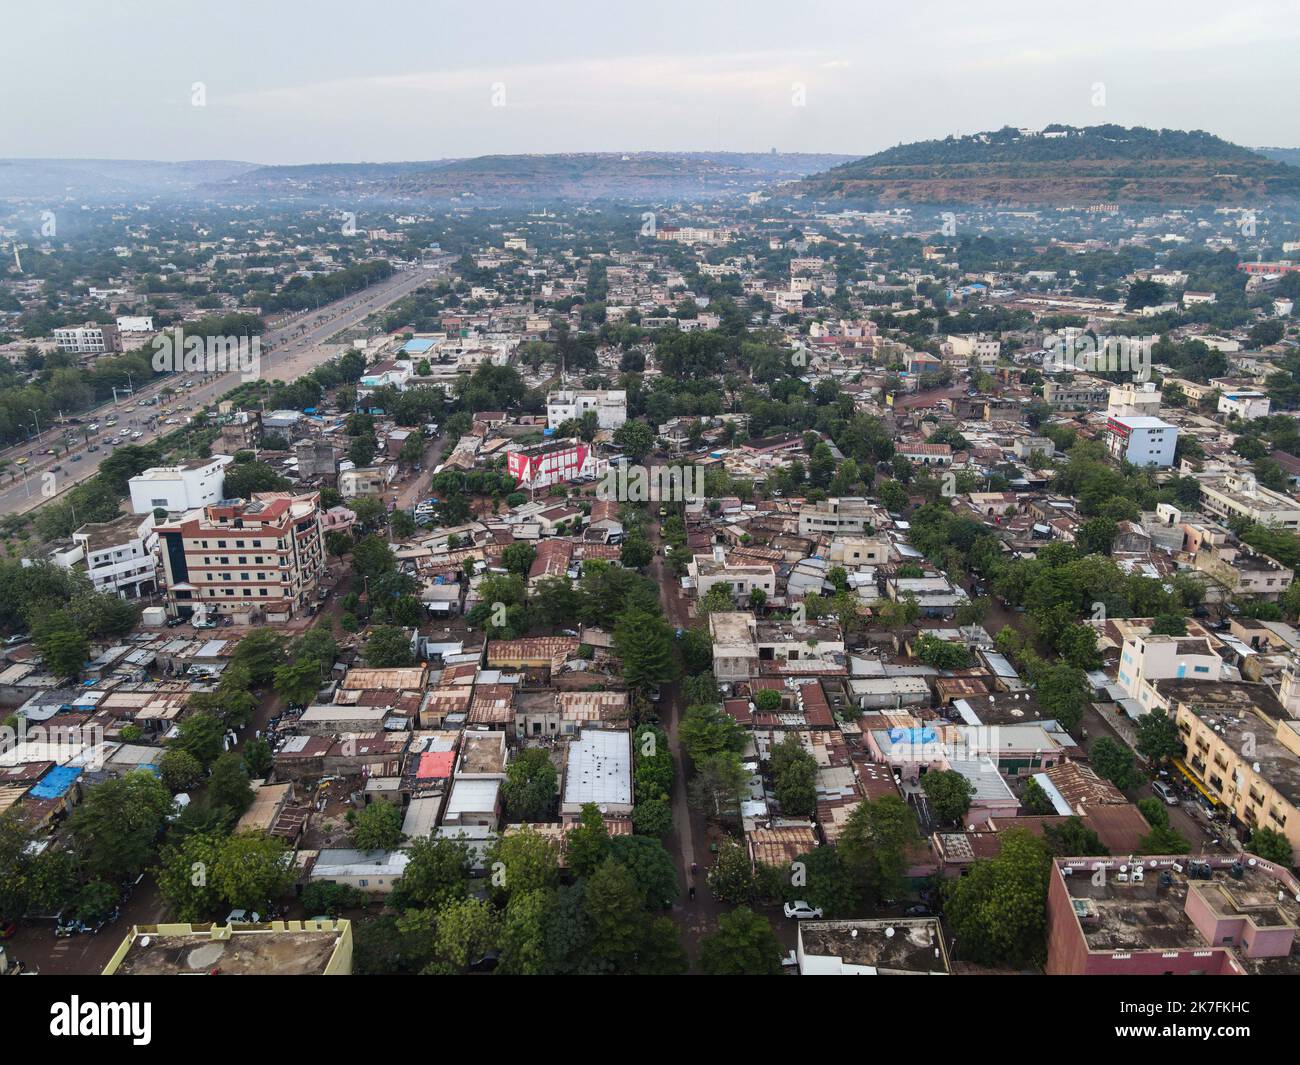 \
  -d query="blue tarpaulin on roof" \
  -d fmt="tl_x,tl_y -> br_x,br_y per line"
30,765 -> 82,800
